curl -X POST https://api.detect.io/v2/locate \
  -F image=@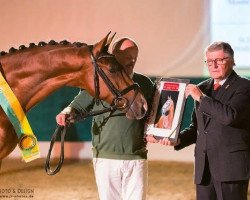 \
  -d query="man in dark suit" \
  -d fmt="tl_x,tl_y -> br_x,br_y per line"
147,41 -> 250,200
